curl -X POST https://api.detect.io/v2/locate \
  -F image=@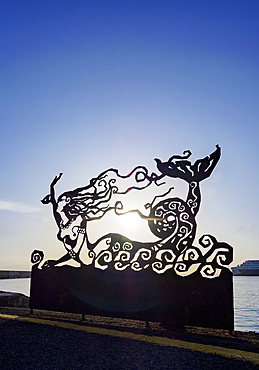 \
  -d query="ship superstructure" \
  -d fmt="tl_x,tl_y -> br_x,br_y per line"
232,260 -> 259,276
